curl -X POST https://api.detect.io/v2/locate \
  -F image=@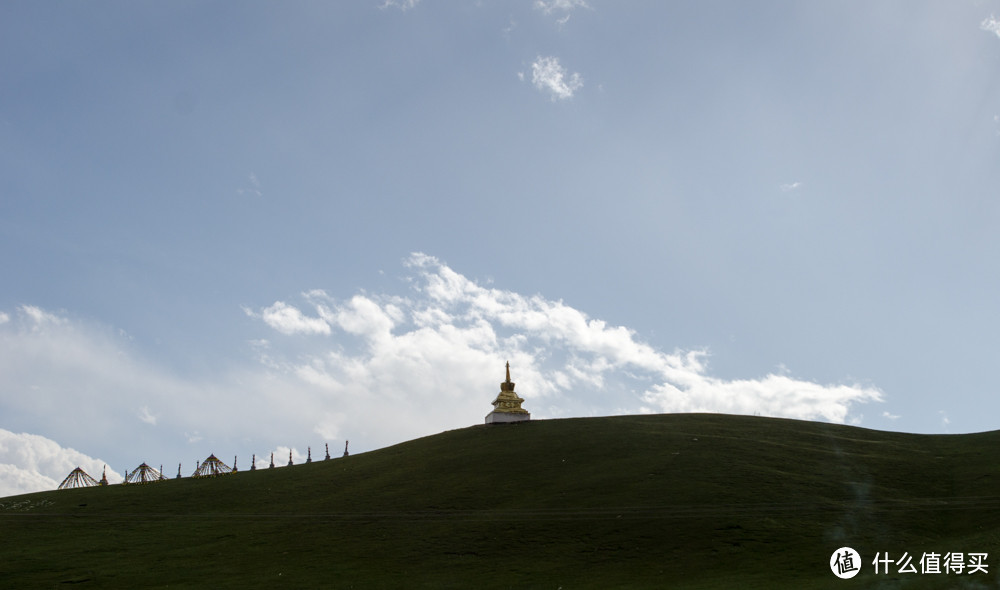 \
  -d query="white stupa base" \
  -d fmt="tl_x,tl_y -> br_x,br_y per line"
485,411 -> 530,424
